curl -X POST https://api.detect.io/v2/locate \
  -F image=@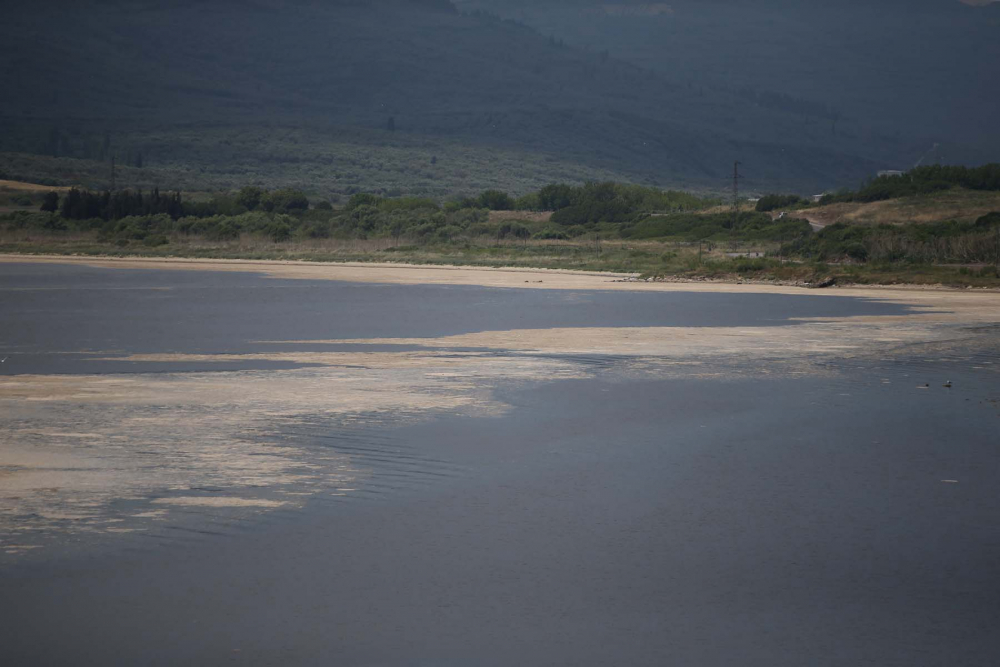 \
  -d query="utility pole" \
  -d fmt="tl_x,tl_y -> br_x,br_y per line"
731,161 -> 742,250
994,223 -> 1000,276
110,154 -> 116,192
732,161 -> 742,225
